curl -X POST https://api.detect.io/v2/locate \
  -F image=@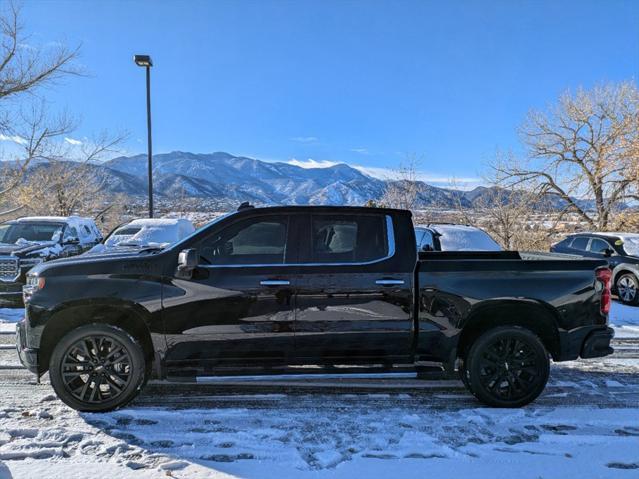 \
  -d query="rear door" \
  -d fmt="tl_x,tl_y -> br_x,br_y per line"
292,211 -> 415,364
